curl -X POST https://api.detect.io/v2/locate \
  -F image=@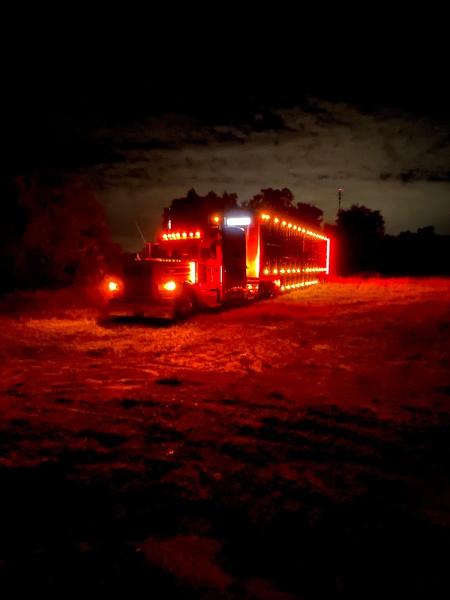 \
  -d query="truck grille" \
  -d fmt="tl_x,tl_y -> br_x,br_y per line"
122,259 -> 191,300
